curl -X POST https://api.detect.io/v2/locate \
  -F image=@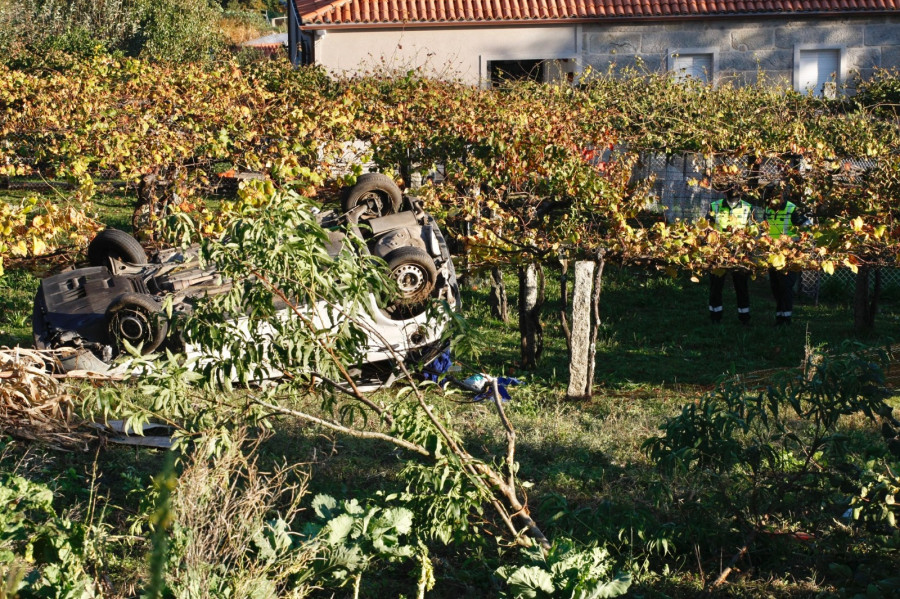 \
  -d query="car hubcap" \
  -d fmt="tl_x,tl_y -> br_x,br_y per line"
392,264 -> 426,296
